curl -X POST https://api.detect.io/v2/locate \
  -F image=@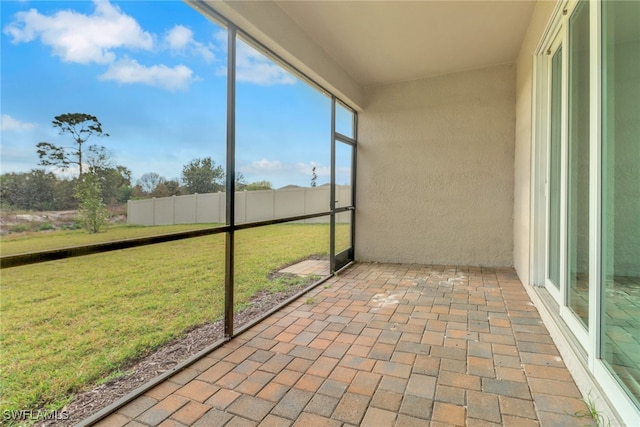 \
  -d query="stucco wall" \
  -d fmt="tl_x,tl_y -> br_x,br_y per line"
513,1 -> 556,284
356,64 -> 515,267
